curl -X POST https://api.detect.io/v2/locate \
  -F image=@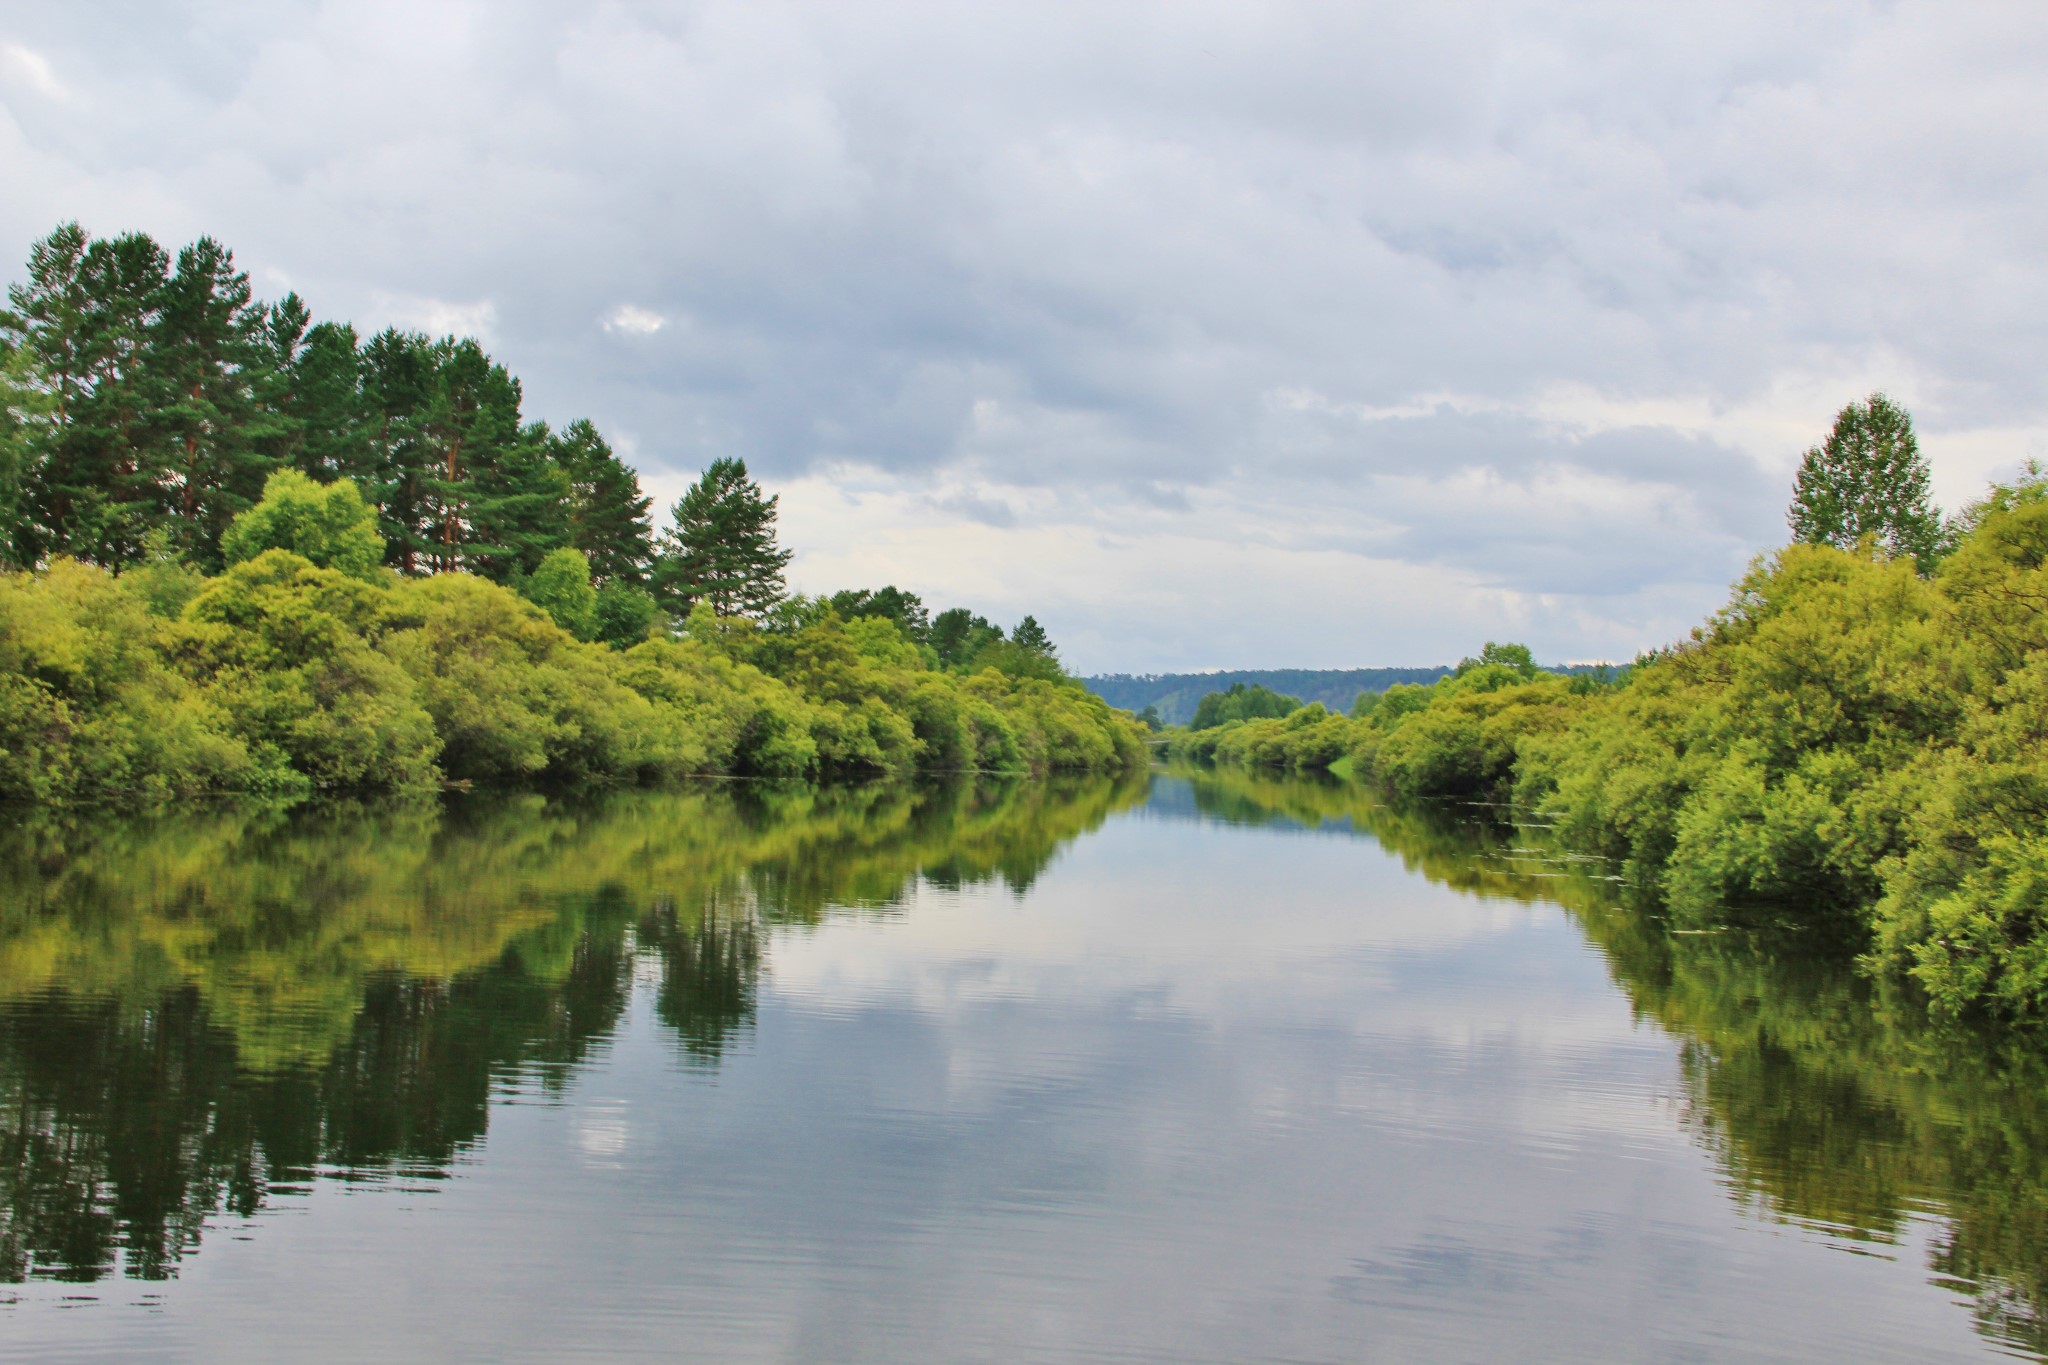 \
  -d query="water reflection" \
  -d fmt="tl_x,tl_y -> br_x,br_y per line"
0,772 -> 1146,1282
1173,763 -> 2048,1361
2,765 -> 2045,1362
